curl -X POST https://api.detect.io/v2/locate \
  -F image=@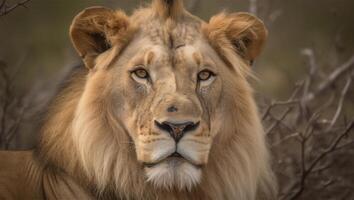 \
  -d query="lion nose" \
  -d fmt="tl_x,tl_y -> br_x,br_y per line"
154,121 -> 200,142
